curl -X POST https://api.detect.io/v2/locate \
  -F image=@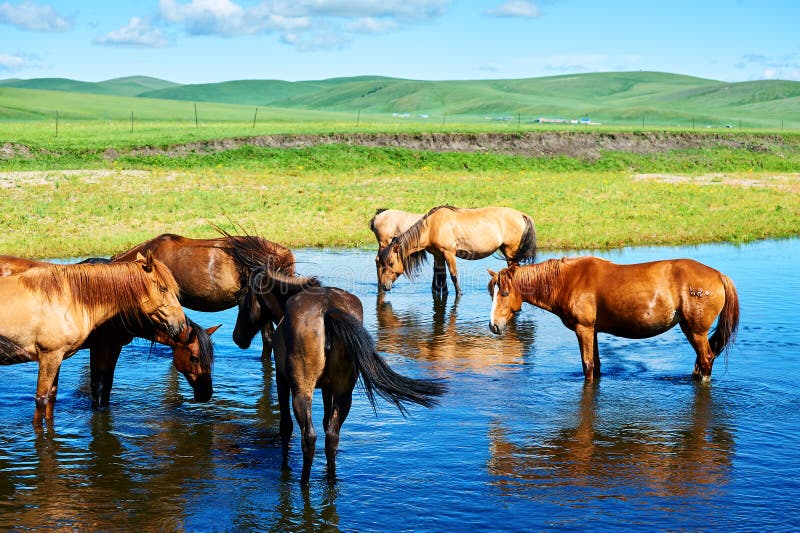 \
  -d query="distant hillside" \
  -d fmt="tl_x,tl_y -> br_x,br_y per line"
1,71 -> 798,128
